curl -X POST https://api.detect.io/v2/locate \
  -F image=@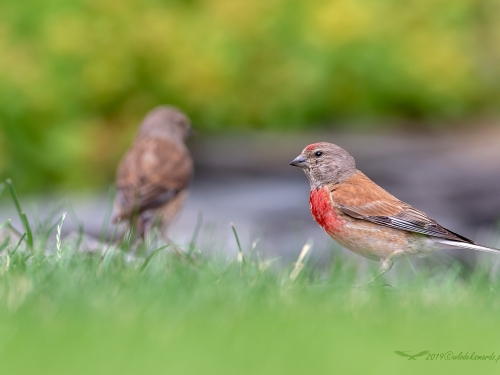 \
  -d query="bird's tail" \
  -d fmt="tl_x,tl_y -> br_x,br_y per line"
436,239 -> 500,255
